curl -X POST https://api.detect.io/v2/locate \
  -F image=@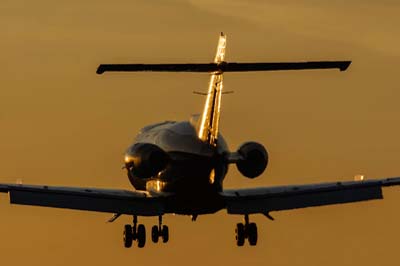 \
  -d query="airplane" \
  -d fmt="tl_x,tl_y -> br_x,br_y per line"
1,32 -> 400,249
